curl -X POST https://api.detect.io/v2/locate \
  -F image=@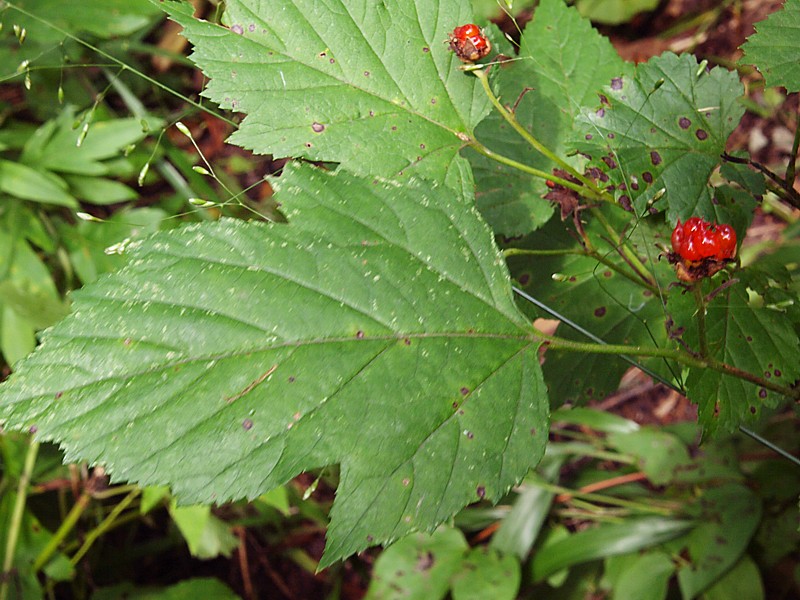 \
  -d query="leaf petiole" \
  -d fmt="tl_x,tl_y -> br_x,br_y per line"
471,68 -> 612,202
